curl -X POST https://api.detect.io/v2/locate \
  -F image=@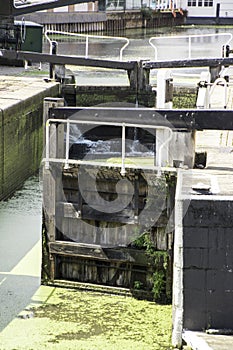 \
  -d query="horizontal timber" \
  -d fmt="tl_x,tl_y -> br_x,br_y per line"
49,241 -> 109,260
143,57 -> 233,69
0,49 -> 136,71
50,107 -> 233,131
49,241 -> 149,264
